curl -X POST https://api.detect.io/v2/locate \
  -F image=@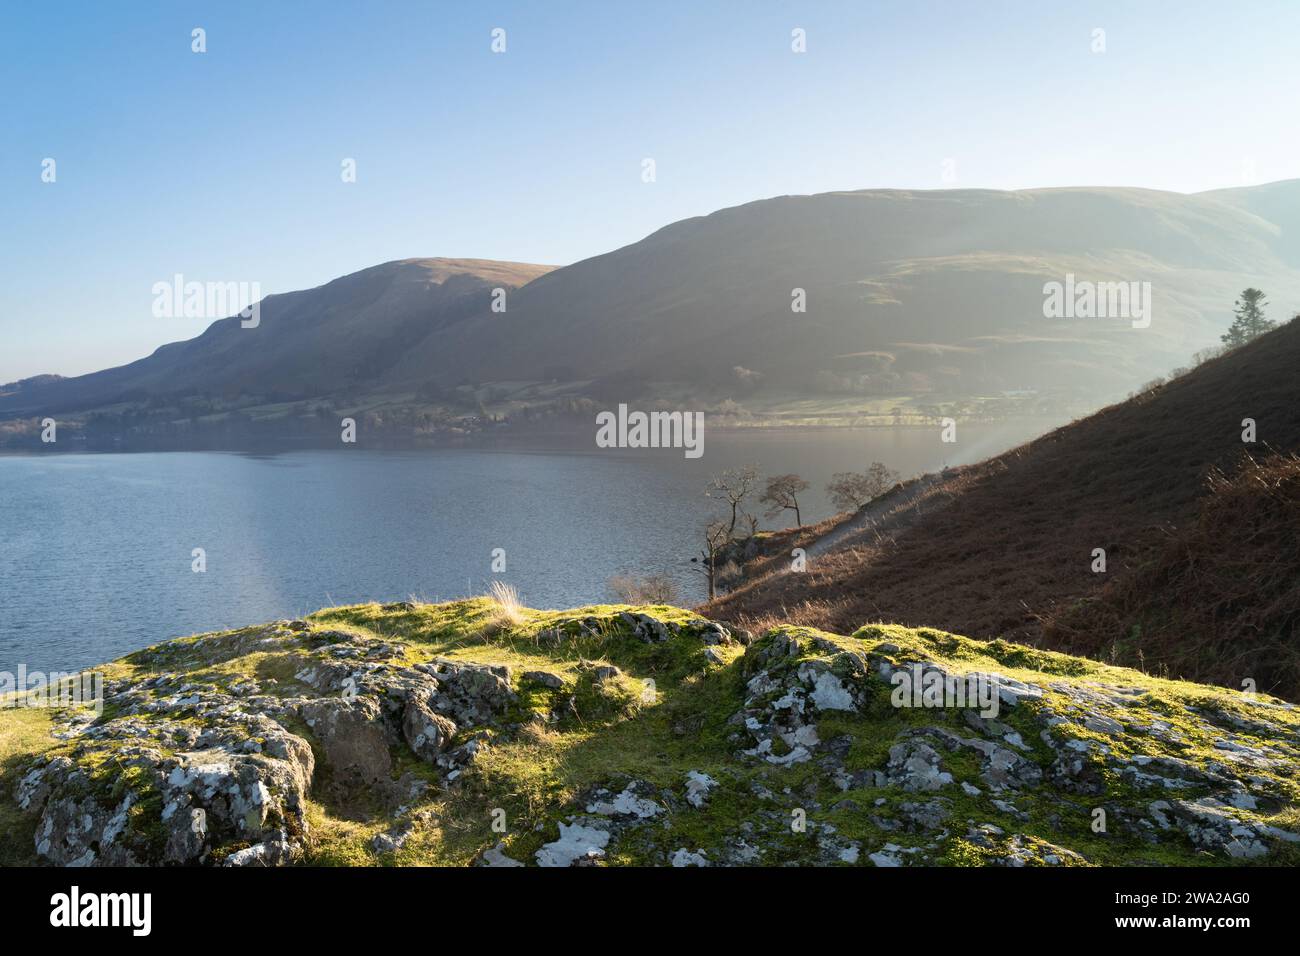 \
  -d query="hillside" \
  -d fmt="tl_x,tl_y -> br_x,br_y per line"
3,599 -> 1299,867
0,259 -> 555,418
7,182 -> 1300,443
709,318 -> 1300,697
393,184 -> 1300,397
